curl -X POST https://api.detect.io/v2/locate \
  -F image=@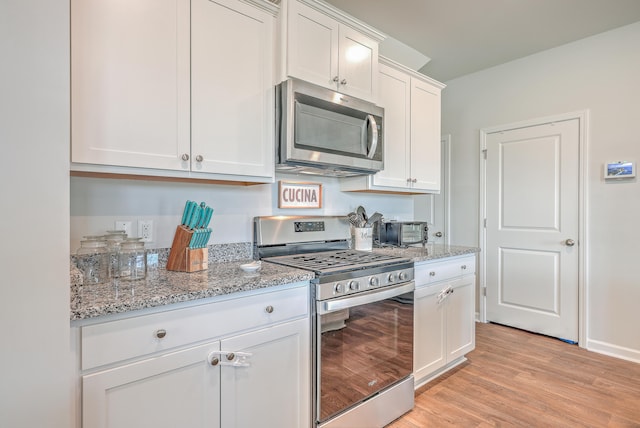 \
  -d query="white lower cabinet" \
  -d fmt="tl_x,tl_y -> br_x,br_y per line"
414,255 -> 476,386
76,285 -> 310,428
